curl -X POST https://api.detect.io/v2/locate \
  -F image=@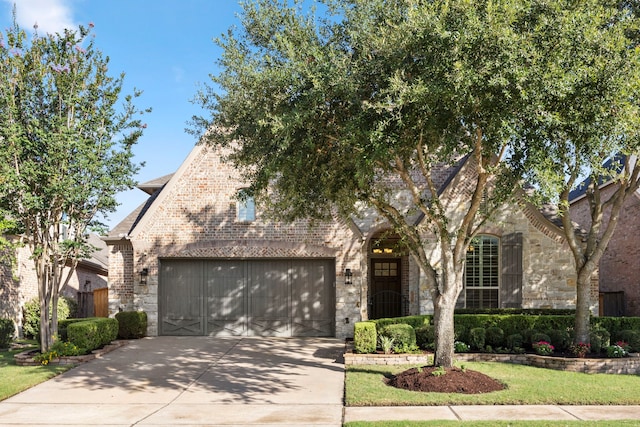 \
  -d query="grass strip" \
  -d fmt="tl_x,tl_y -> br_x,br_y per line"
0,345 -> 72,401
346,362 -> 640,406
